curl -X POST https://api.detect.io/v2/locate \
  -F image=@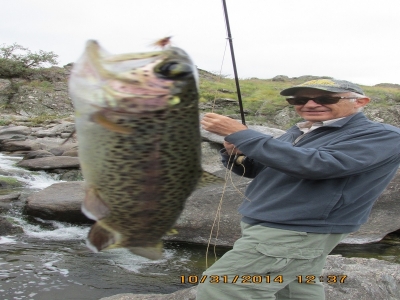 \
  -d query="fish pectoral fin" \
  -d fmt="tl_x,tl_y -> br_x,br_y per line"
90,111 -> 133,134
129,242 -> 163,260
196,171 -> 225,189
86,222 -> 117,252
82,187 -> 110,221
